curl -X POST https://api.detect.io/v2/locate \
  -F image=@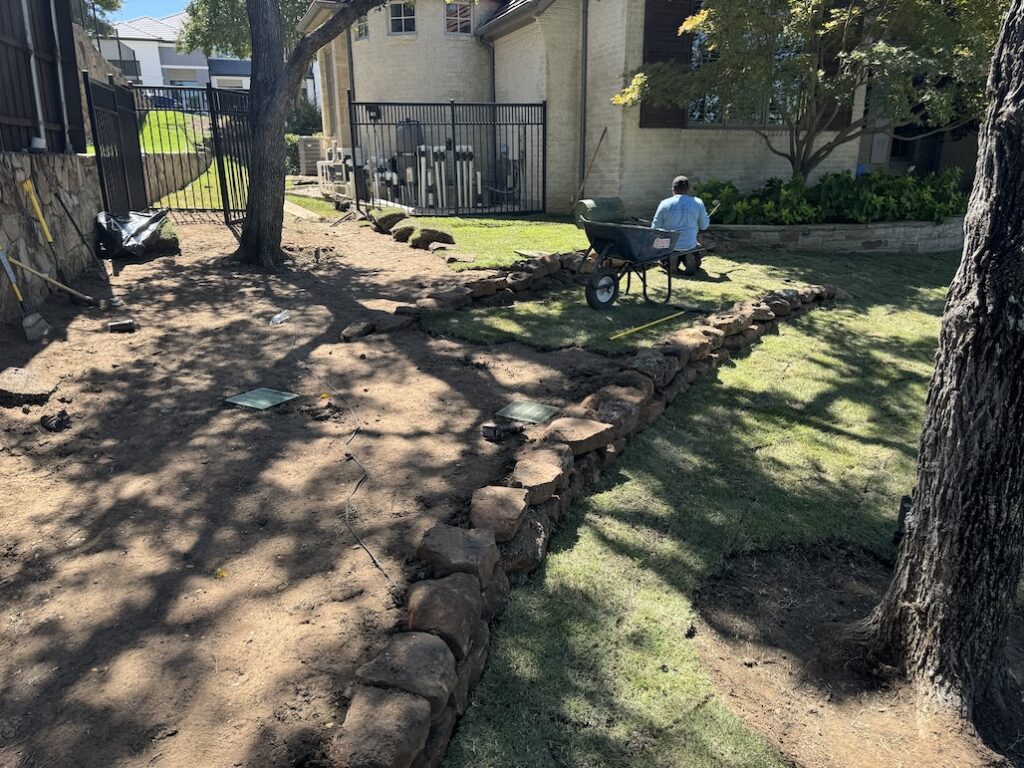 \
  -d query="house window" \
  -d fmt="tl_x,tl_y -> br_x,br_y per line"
354,15 -> 368,40
389,2 -> 416,34
640,0 -> 697,128
445,2 -> 472,34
